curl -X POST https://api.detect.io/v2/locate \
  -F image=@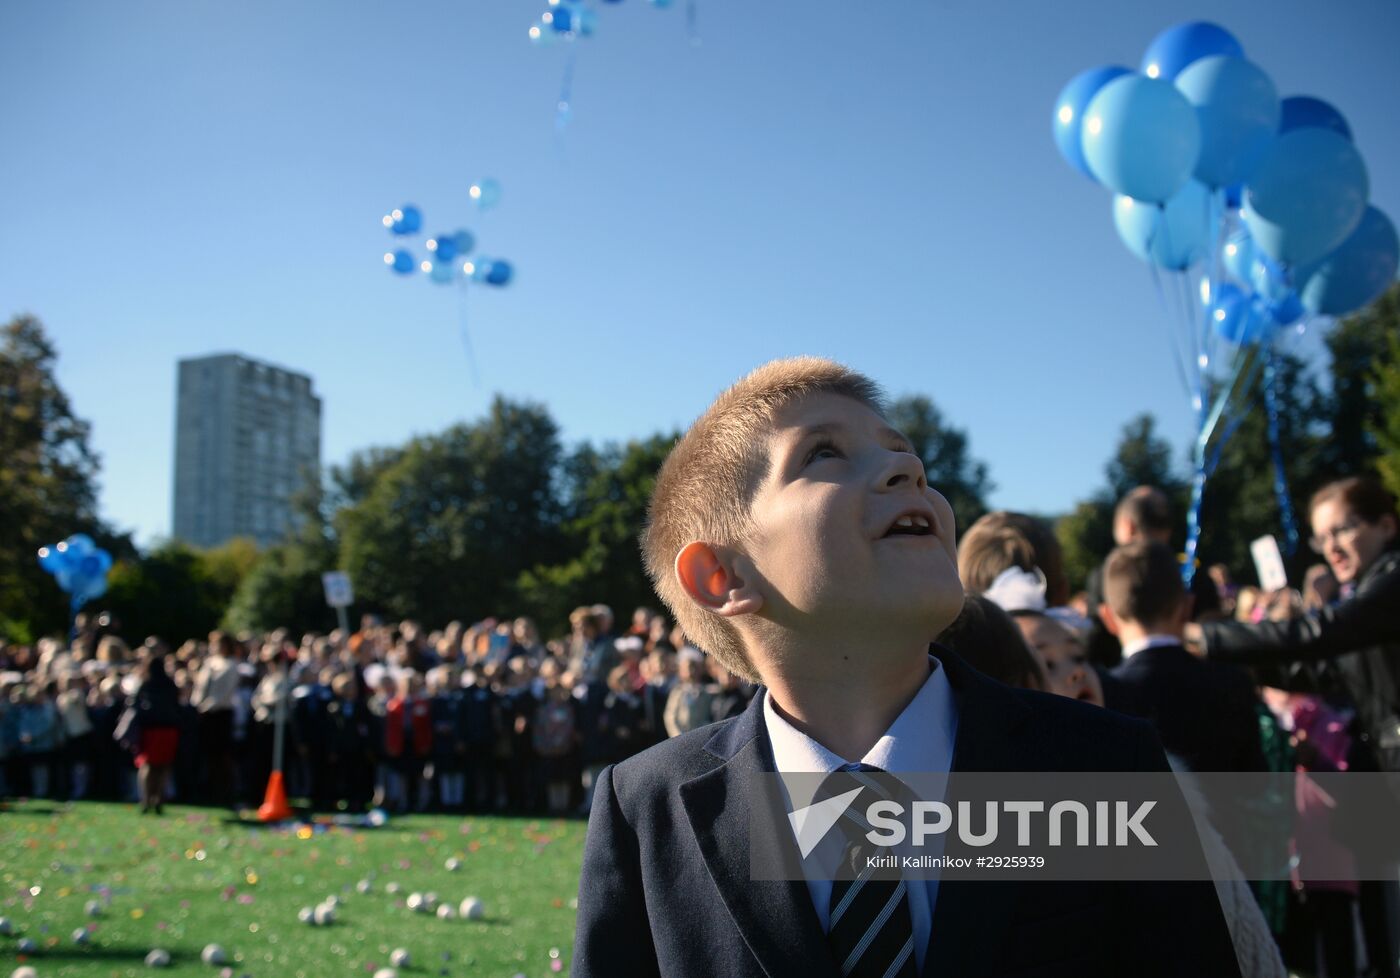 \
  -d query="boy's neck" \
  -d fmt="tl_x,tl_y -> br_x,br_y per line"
761,646 -> 932,763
